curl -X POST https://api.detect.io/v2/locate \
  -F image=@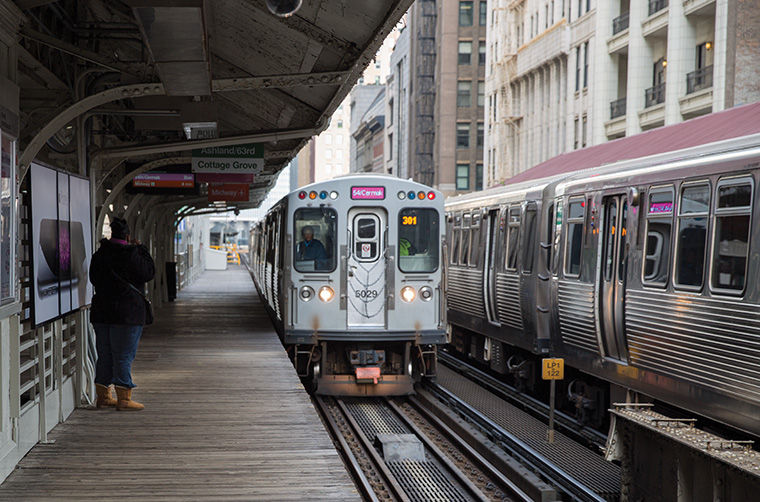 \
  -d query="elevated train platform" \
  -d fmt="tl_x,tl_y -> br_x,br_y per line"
0,267 -> 359,501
